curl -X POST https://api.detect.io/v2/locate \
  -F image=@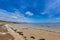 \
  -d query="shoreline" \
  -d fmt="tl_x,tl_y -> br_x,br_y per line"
6,24 -> 60,40
0,24 -> 60,40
